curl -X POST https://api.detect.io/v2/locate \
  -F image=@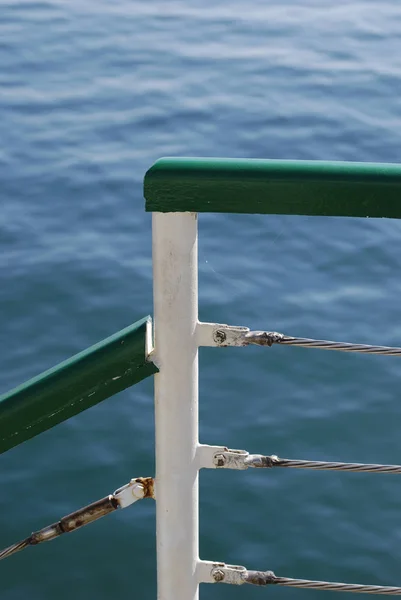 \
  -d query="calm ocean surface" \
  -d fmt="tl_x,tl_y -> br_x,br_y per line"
1,1 -> 401,598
